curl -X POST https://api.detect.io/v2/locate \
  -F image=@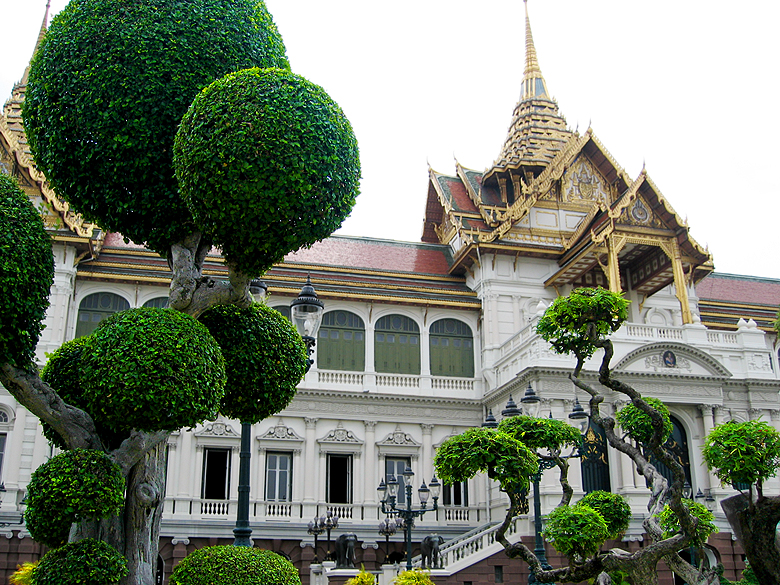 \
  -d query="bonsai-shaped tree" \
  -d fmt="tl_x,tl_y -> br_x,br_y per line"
0,1 -> 360,583
702,419 -> 780,583
437,288 -> 720,584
